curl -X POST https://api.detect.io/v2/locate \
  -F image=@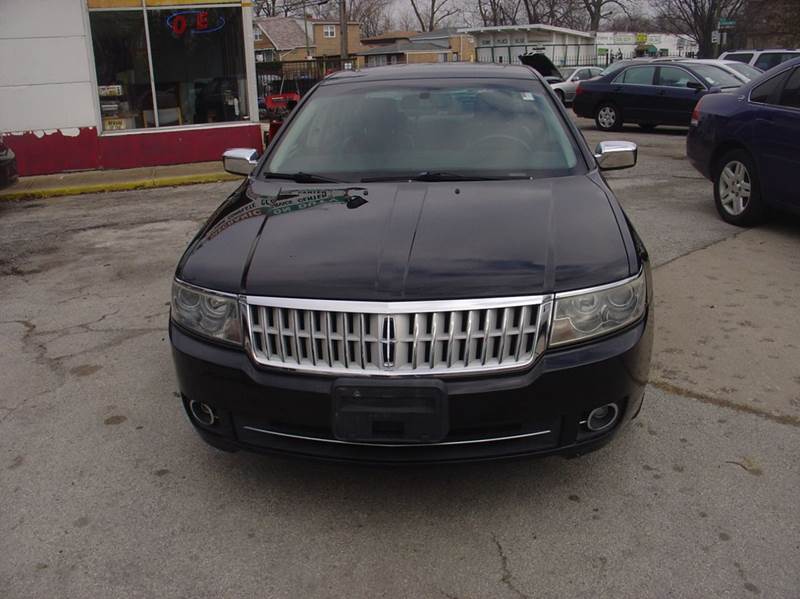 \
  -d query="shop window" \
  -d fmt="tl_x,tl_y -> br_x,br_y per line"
324,25 -> 336,38
89,11 -> 153,131
147,8 -> 249,126
89,6 -> 249,131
